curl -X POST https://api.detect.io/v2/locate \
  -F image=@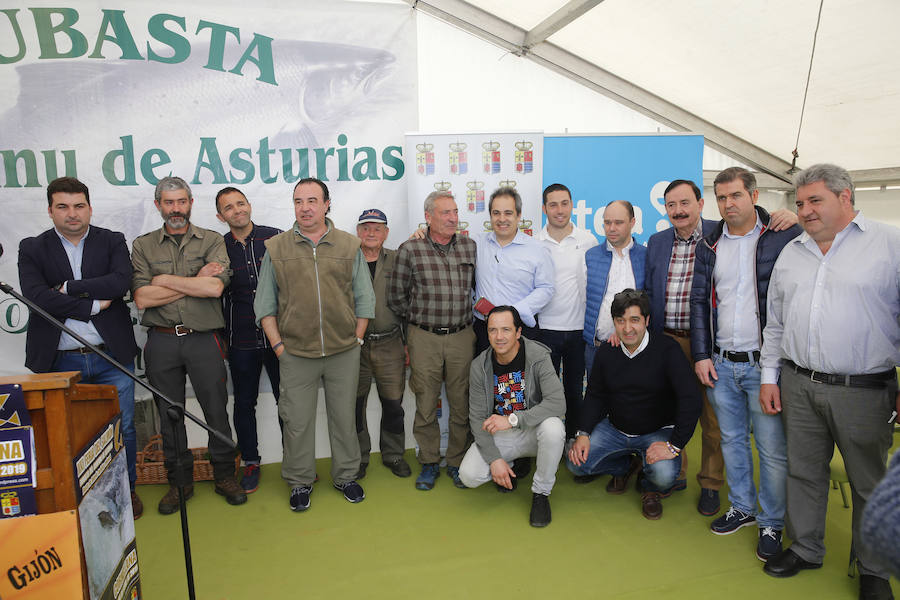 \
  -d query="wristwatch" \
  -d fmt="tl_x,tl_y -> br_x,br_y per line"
575,430 -> 590,438
507,413 -> 519,428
